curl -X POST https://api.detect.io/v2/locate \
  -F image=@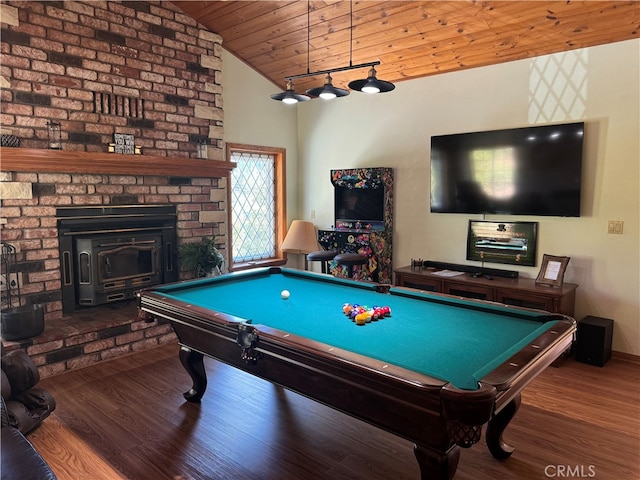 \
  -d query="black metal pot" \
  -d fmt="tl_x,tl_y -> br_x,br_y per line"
1,304 -> 44,341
